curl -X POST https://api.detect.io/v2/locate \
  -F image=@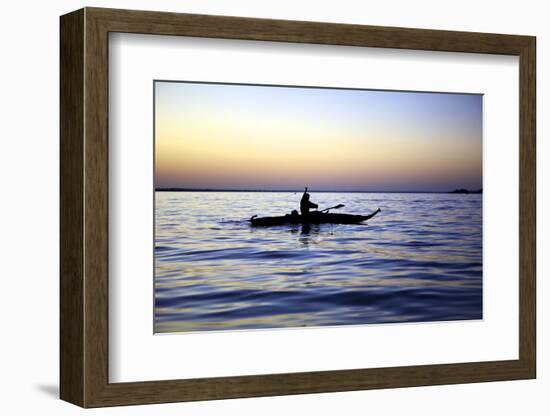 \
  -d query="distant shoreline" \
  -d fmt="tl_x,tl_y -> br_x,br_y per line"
155,188 -> 483,194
